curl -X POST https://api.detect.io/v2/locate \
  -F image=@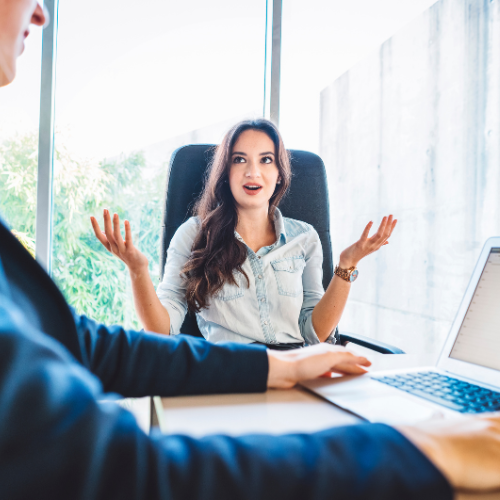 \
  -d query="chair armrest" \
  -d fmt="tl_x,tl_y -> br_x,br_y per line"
339,331 -> 405,354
